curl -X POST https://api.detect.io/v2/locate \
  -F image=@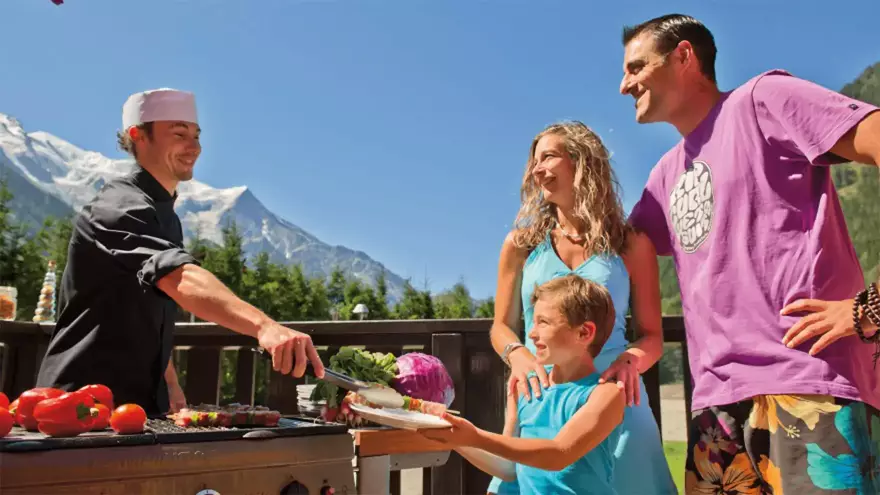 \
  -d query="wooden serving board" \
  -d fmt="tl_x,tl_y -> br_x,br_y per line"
352,427 -> 450,457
